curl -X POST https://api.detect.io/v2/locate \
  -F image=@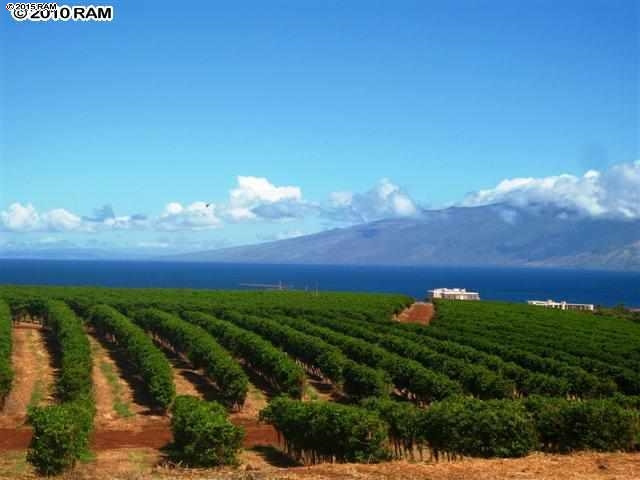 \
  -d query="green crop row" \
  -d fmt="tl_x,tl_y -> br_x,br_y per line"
428,300 -> 640,392
283,312 -> 515,399
88,304 -> 175,410
260,397 -> 390,464
27,301 -> 95,475
273,315 -> 463,403
218,311 -> 392,400
362,396 -> 639,460
132,308 -> 248,408
181,311 -> 305,399
0,301 -> 12,404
